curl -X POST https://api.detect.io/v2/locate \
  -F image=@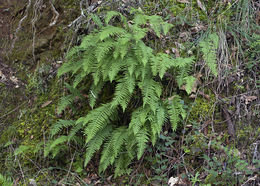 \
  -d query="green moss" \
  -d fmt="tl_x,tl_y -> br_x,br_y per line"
188,93 -> 215,122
